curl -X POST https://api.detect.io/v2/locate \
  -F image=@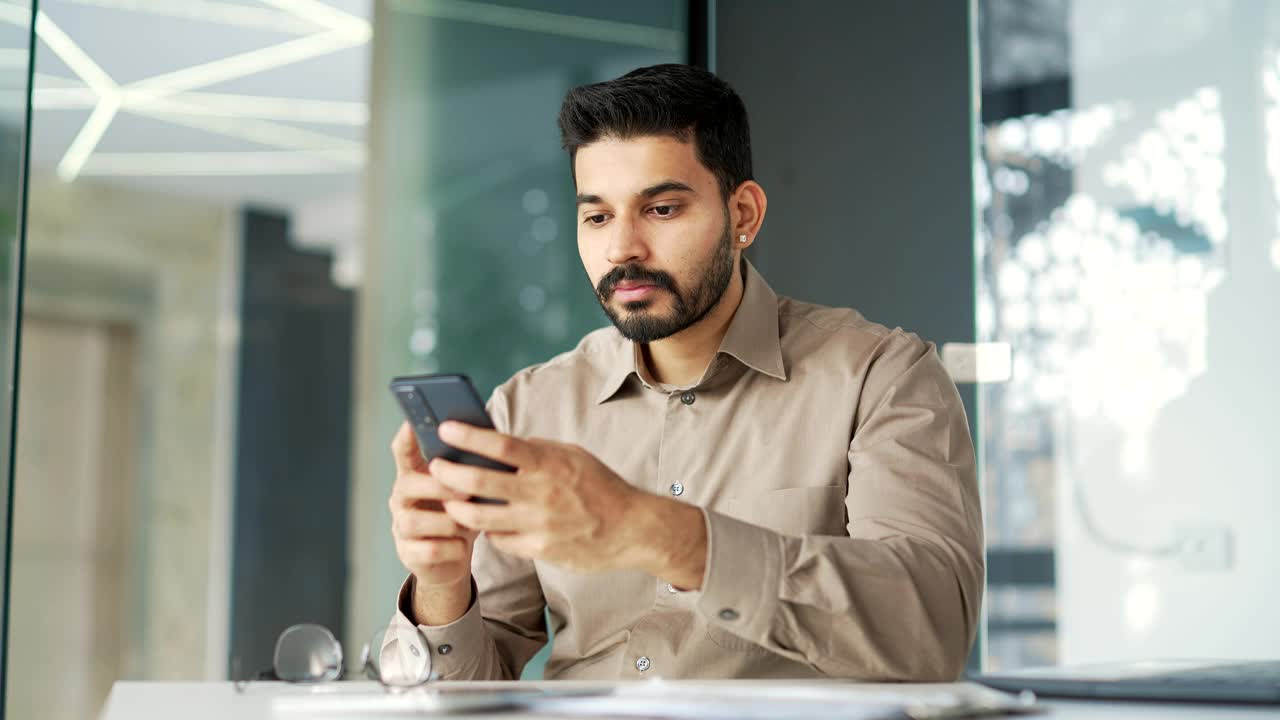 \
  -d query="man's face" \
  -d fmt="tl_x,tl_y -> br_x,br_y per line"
574,135 -> 737,343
